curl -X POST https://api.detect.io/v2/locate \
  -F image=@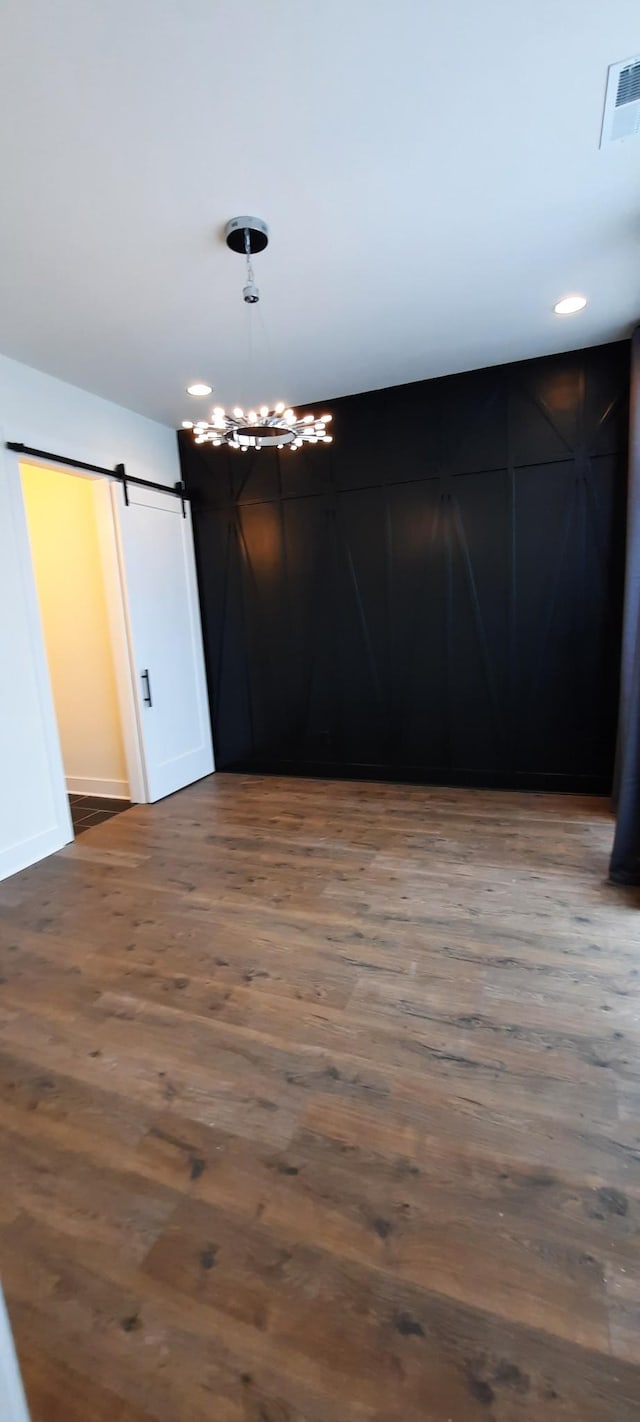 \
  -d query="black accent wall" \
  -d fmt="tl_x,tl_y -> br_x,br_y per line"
180,341 -> 629,792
